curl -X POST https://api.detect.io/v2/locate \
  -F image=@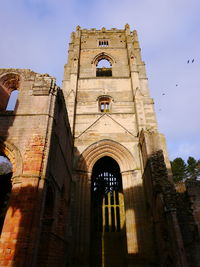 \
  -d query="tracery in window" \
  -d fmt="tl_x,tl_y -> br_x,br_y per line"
98,96 -> 112,112
91,156 -> 124,233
